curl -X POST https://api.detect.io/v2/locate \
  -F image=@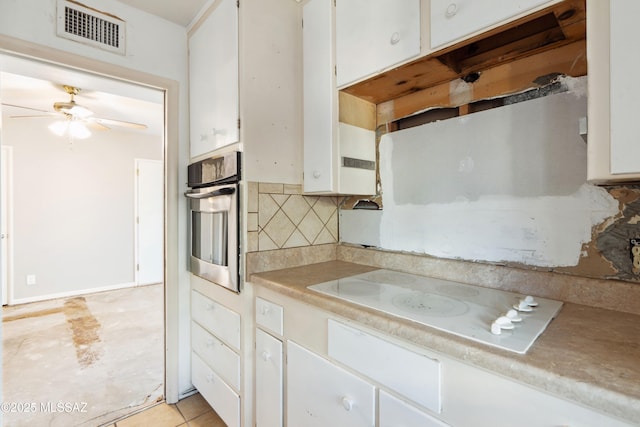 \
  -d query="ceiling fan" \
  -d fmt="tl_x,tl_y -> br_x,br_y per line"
4,85 -> 148,138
